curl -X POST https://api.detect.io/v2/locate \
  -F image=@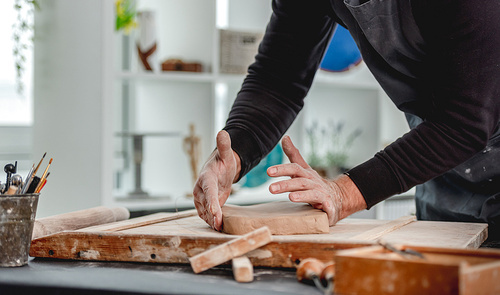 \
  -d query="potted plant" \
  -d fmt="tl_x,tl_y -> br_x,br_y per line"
306,120 -> 362,178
